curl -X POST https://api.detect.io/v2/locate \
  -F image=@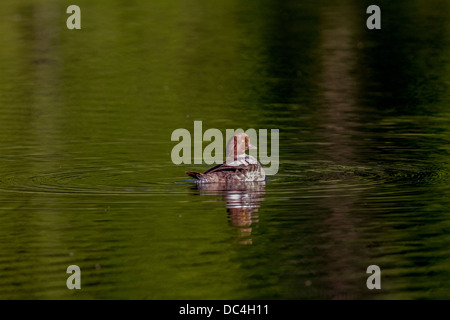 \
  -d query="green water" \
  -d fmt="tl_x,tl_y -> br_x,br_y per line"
1,0 -> 450,299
